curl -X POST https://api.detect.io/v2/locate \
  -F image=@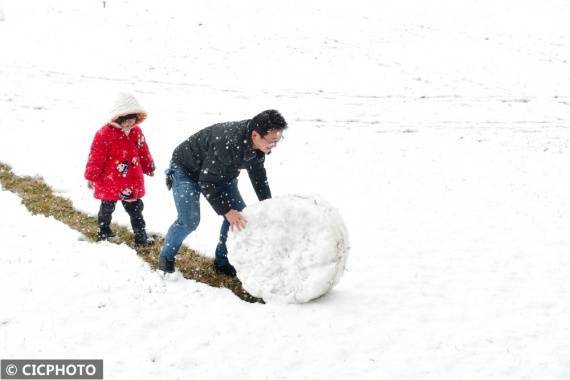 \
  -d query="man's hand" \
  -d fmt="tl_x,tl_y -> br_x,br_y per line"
87,180 -> 95,190
224,209 -> 247,231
